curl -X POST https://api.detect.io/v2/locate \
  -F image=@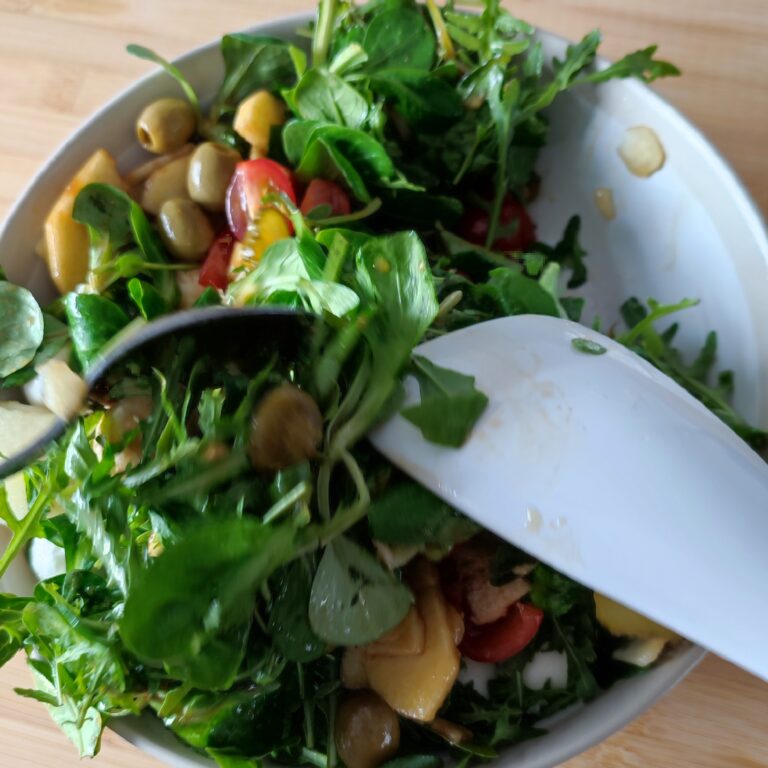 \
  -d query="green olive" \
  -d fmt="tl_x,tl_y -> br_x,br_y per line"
136,98 -> 196,155
187,142 -> 240,211
140,154 -> 191,216
157,198 -> 214,262
335,691 -> 400,768
249,384 -> 323,471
